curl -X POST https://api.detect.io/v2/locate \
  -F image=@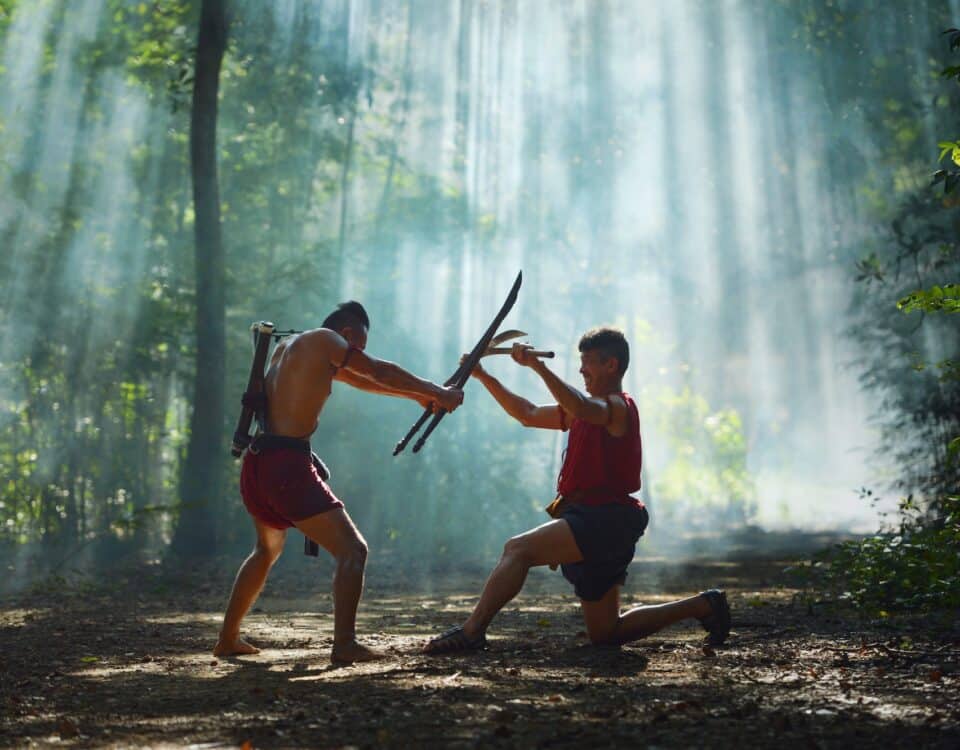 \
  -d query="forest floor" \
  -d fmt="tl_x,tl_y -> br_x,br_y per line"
1,539 -> 959,749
